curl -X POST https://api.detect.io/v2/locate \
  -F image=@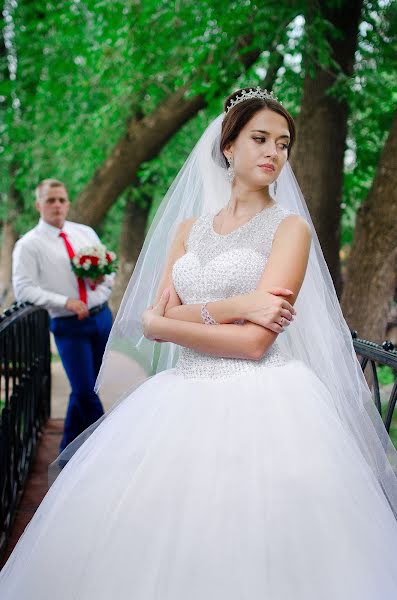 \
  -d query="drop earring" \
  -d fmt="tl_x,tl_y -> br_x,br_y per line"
227,156 -> 235,183
274,179 -> 278,196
